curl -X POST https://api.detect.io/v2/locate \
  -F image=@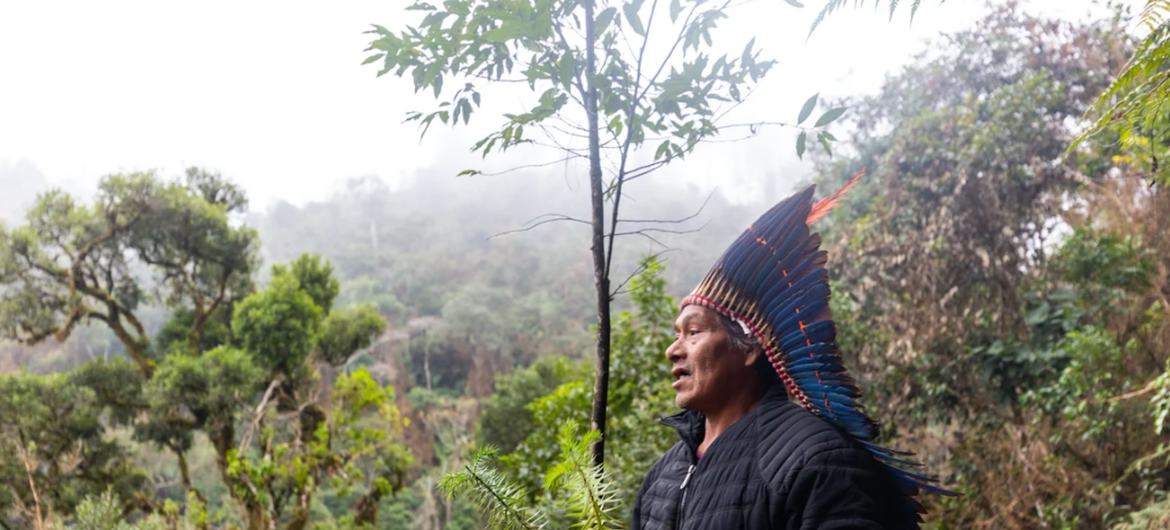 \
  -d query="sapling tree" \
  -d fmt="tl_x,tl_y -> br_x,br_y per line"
366,0 -> 846,466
